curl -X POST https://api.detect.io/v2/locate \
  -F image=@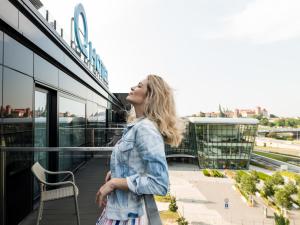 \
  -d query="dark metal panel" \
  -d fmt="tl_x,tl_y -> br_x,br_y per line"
3,34 -> 33,76
63,54 -> 109,100
18,12 -> 65,66
34,54 -> 58,88
63,54 -> 87,82
0,0 -> 19,30
0,31 -> 3,65
58,70 -> 87,99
